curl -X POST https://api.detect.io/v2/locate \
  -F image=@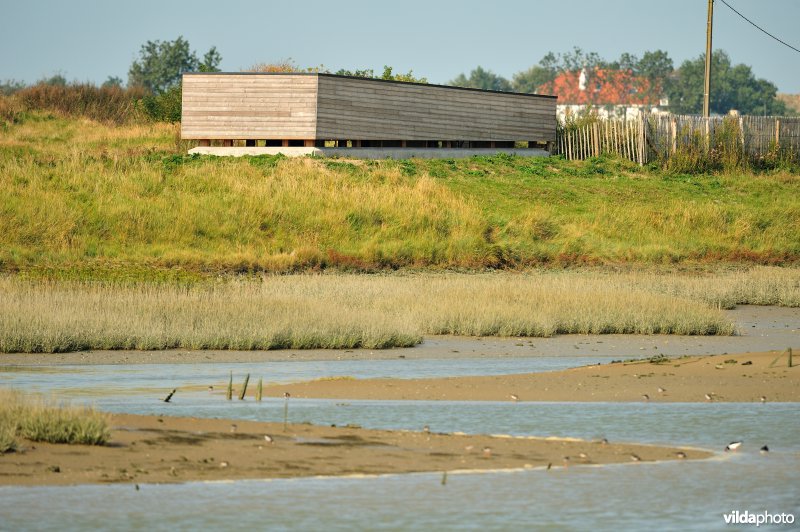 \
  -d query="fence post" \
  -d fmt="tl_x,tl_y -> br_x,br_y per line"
775,118 -> 781,146
671,117 -> 677,154
584,125 -> 589,159
567,129 -> 572,160
639,114 -> 645,165
739,116 -> 745,155
593,122 -> 600,157
626,120 -> 633,162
